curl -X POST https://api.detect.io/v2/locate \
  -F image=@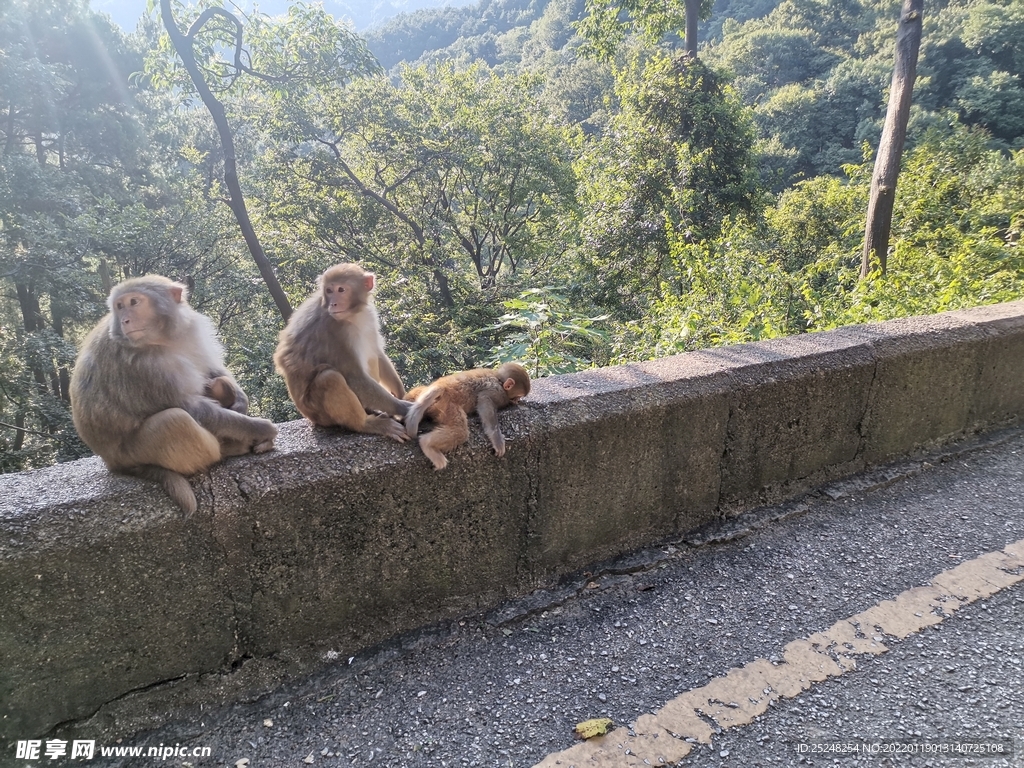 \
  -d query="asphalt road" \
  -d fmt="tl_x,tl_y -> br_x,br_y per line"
33,425 -> 1024,767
